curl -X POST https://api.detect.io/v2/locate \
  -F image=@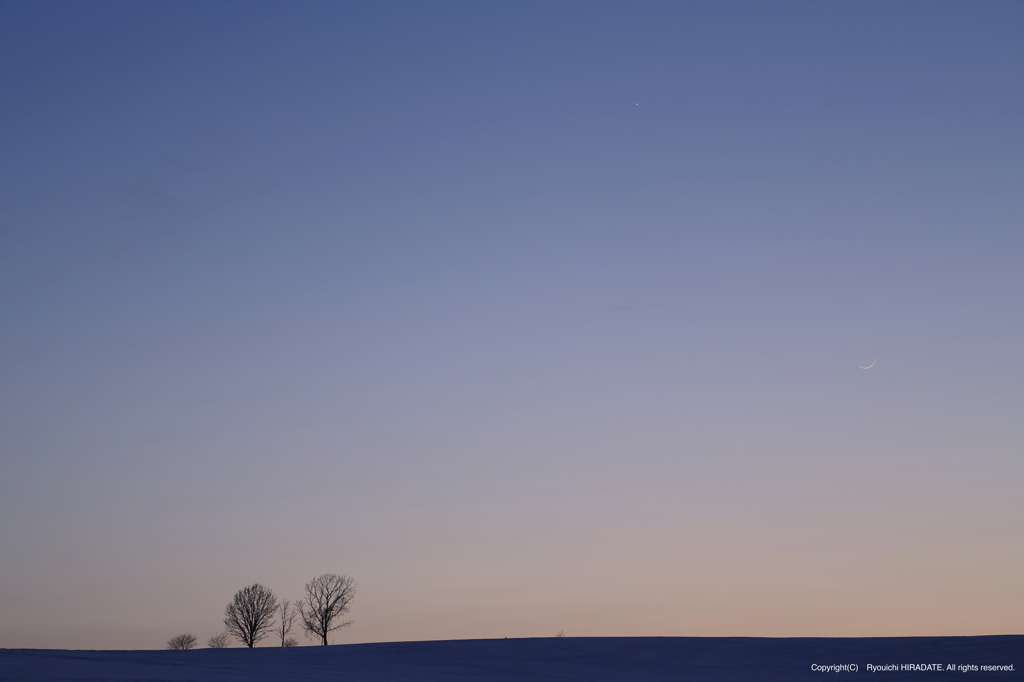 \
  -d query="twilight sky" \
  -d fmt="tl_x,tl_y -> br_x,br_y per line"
1,1 -> 1022,649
